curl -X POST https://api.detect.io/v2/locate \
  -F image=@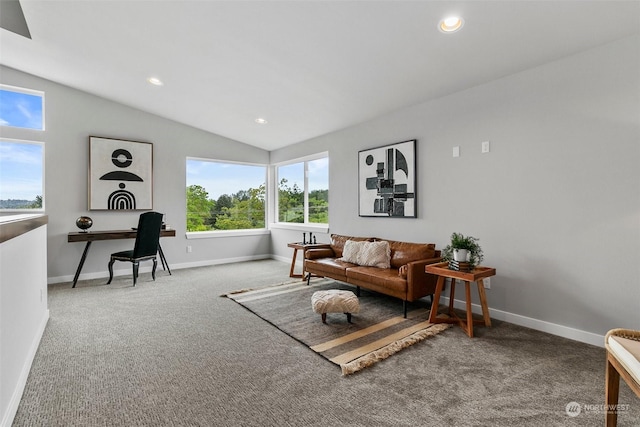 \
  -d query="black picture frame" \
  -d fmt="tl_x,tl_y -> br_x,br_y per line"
358,139 -> 416,218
